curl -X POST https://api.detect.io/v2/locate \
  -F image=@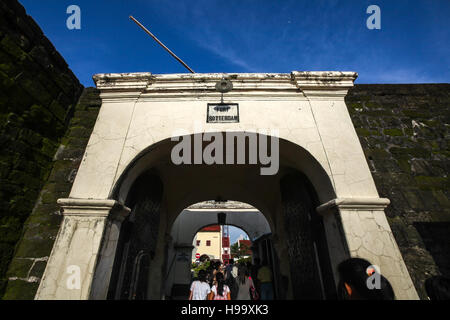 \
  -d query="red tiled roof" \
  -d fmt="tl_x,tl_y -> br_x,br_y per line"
239,239 -> 251,247
238,240 -> 252,254
200,225 -> 221,232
